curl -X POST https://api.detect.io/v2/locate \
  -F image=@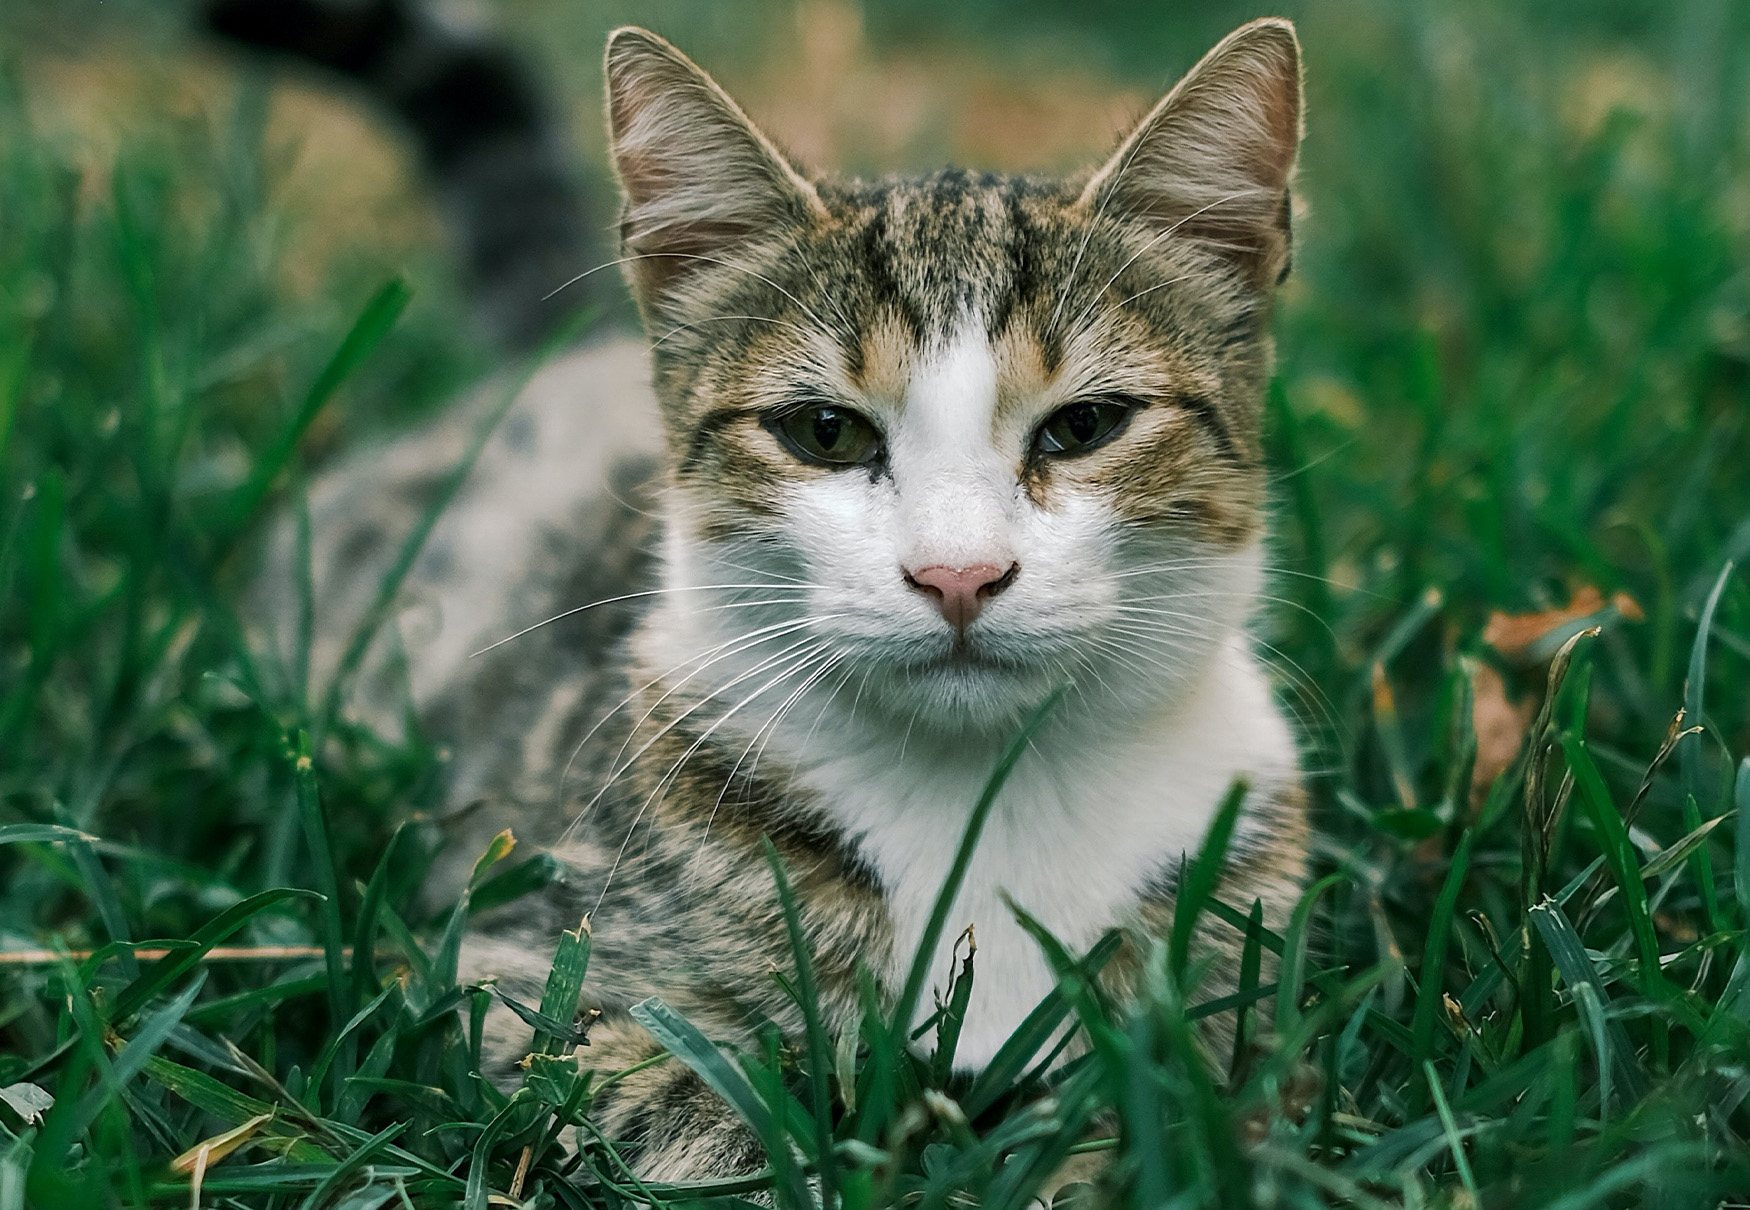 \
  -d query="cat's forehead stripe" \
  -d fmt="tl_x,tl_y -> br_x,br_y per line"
845,172 -> 1039,346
